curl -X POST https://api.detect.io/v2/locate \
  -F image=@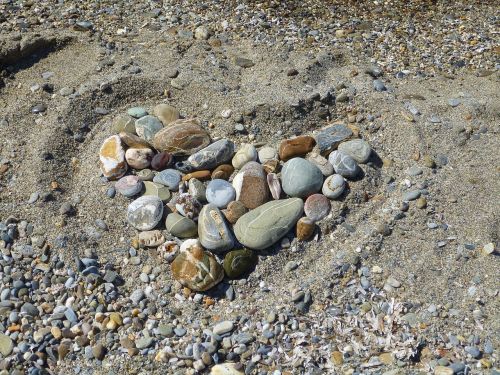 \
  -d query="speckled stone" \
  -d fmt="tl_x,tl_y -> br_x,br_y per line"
304,194 -> 331,221
281,158 -> 323,198
127,196 -> 163,231
258,146 -> 277,163
279,135 -> 316,161
171,239 -> 223,291
307,152 -> 334,176
223,249 -> 258,279
127,107 -> 148,118
153,119 -> 211,156
115,175 -> 143,197
138,230 -> 165,248
165,212 -> 198,238
338,139 -> 372,164
234,198 -> 304,250
175,193 -> 202,219
125,147 -> 154,169
322,174 -> 346,199
112,114 -> 136,134
206,179 -> 236,208
198,204 -> 234,253
296,217 -> 315,241
153,103 -> 180,126
119,131 -> 154,149
143,181 -> 171,202
135,115 -> 163,142
315,124 -> 352,155
153,169 -> 182,190
232,143 -> 258,169
187,139 -> 235,170
328,150 -> 360,179
232,161 -> 269,209
99,135 -> 128,180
